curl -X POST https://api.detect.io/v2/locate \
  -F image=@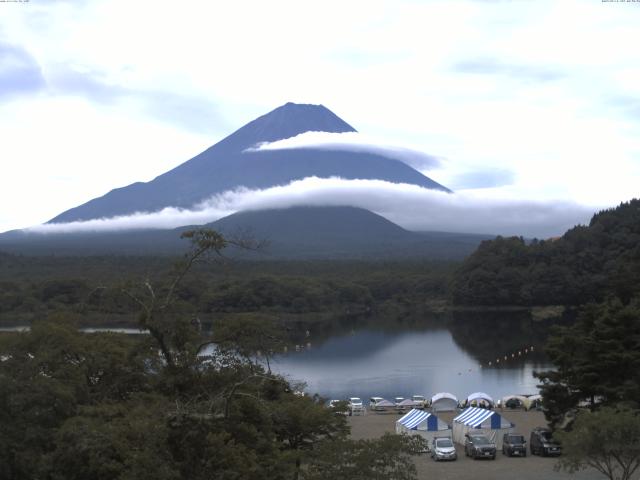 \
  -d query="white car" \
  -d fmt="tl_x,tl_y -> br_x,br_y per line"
431,437 -> 457,461
394,397 -> 405,406
411,395 -> 426,408
369,397 -> 384,409
348,397 -> 365,415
